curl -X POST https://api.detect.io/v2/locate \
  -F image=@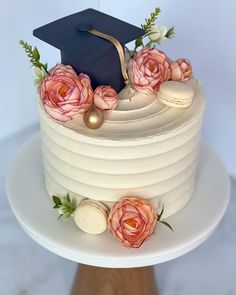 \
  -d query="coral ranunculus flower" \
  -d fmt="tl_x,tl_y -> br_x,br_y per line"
39,64 -> 94,123
108,197 -> 157,248
94,85 -> 118,111
170,58 -> 192,82
128,48 -> 171,94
